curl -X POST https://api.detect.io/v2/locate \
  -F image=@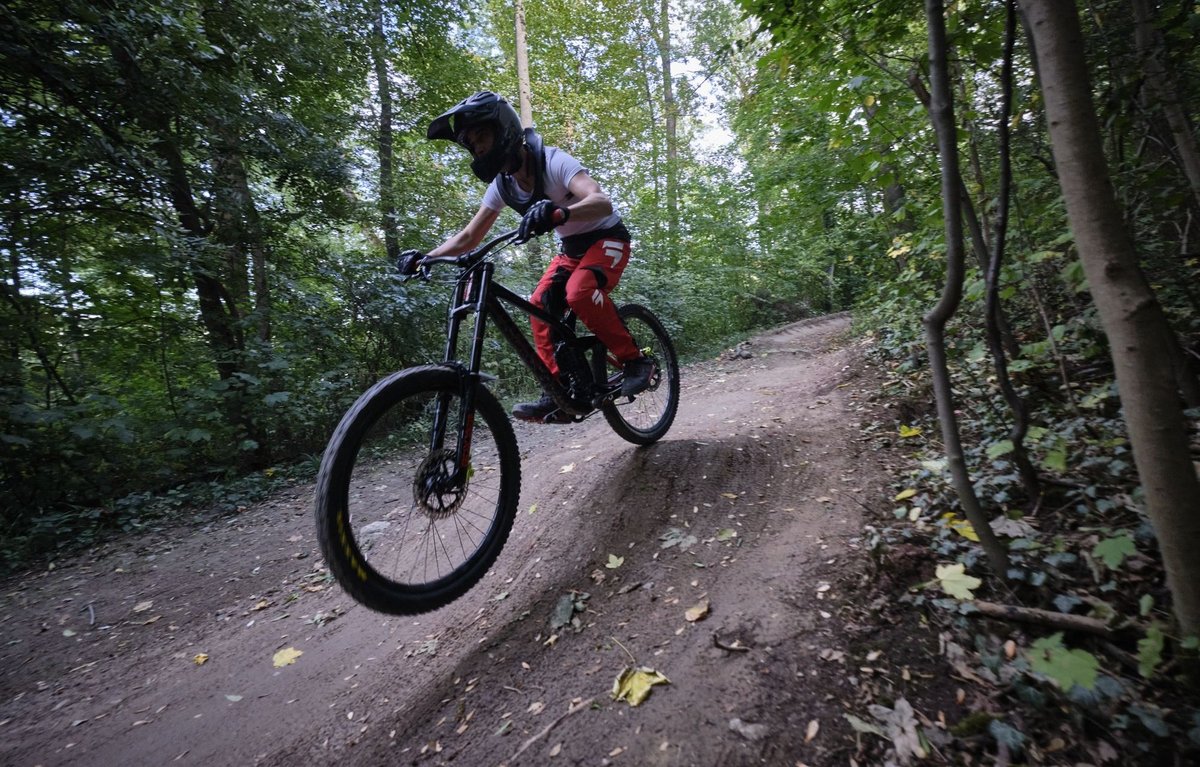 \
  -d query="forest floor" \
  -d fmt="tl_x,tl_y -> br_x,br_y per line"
0,313 -> 974,766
